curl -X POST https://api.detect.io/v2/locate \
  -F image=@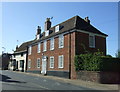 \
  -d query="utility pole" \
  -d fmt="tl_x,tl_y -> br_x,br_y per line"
2,47 -> 6,54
